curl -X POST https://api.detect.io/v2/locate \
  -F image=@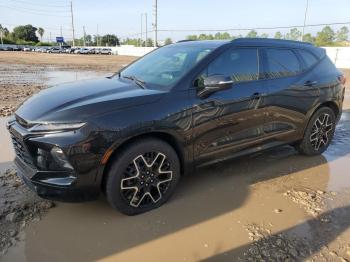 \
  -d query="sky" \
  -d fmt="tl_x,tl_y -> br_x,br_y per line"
1,0 -> 350,42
